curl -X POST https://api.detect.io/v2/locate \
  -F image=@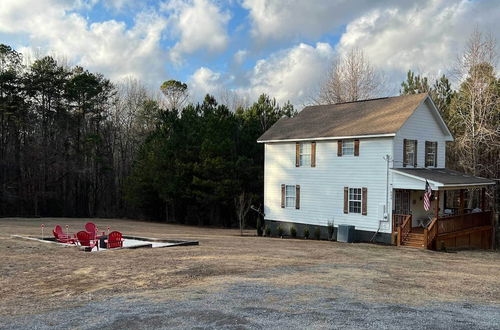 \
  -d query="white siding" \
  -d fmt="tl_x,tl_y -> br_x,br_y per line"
393,101 -> 448,169
264,138 -> 393,233
391,171 -> 437,190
